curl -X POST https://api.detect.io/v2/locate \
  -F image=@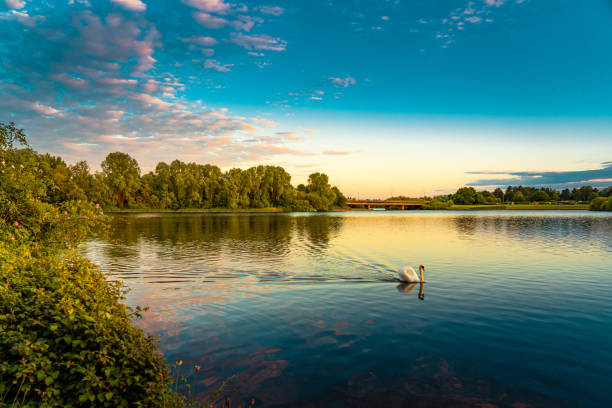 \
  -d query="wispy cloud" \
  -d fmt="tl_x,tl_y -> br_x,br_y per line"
229,33 -> 287,51
466,162 -> 612,187
323,149 -> 362,156
257,6 -> 284,16
204,59 -> 233,72
5,0 -> 26,9
329,75 -> 356,88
